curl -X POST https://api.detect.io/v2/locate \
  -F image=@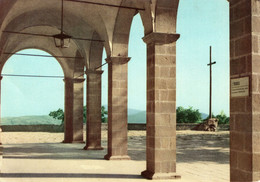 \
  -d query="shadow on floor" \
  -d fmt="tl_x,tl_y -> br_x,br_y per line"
0,173 -> 142,179
3,143 -> 106,160
128,132 -> 230,164
177,133 -> 230,164
3,132 -> 230,164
